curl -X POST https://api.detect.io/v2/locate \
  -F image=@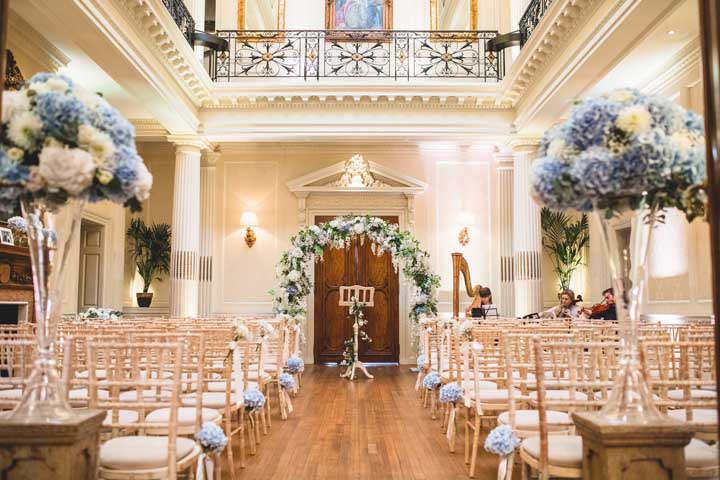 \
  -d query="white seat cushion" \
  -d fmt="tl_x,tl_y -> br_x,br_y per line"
181,392 -> 230,409
685,439 -> 719,469
461,380 -> 498,391
68,388 -> 108,401
146,407 -> 221,425
119,389 -> 172,402
497,410 -> 572,431
667,408 -> 718,425
521,435 -> 583,468
100,436 -> 196,470
529,390 -> 589,401
207,381 -> 238,392
465,389 -> 519,403
668,389 -> 717,401
103,409 -> 139,426
75,369 -> 107,379
0,389 -> 22,400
